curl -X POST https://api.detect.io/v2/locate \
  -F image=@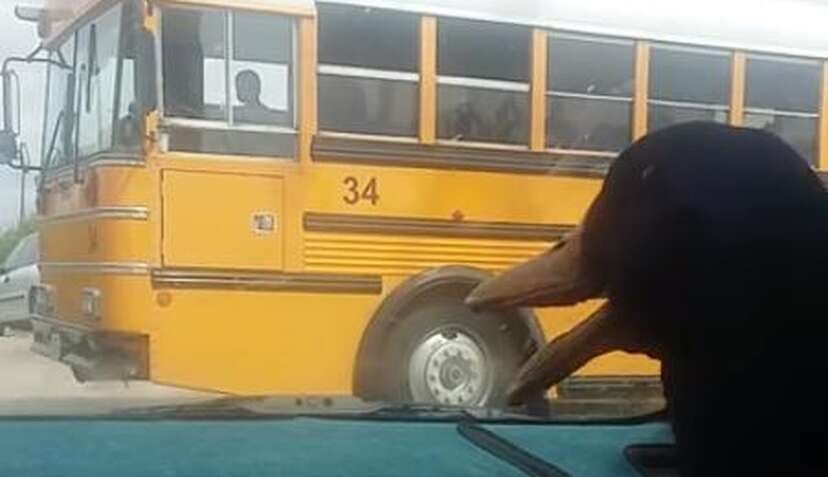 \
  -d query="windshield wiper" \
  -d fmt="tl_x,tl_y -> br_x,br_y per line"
43,110 -> 64,168
112,396 -> 266,420
359,402 -> 547,423
113,396 -> 547,422
457,421 -> 572,477
114,396 -> 667,425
